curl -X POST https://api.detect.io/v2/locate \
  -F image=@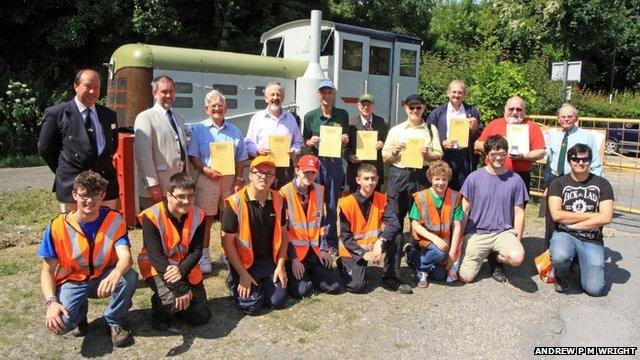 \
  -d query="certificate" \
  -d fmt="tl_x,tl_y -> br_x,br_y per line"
318,125 -> 342,158
269,135 -> 290,167
400,137 -> 424,169
448,118 -> 469,148
209,142 -> 235,175
356,130 -> 378,161
506,124 -> 530,155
